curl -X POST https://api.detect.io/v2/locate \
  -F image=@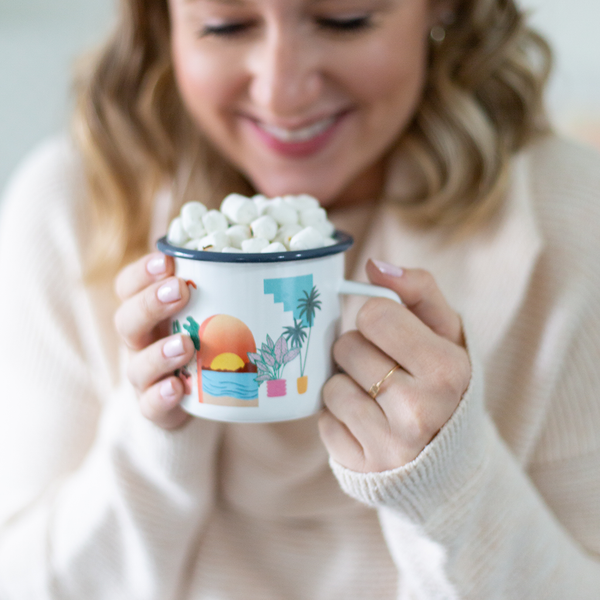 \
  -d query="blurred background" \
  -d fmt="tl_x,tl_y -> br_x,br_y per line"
1,0 -> 599,197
